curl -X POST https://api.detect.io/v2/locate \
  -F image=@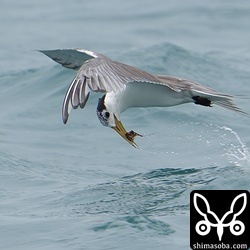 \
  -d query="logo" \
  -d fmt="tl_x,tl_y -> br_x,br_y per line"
190,190 -> 249,250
